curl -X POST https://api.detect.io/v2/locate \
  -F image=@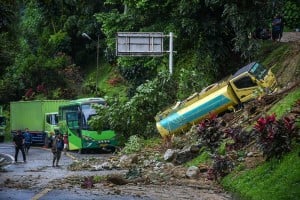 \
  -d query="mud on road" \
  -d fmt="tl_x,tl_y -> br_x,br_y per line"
0,143 -> 231,200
